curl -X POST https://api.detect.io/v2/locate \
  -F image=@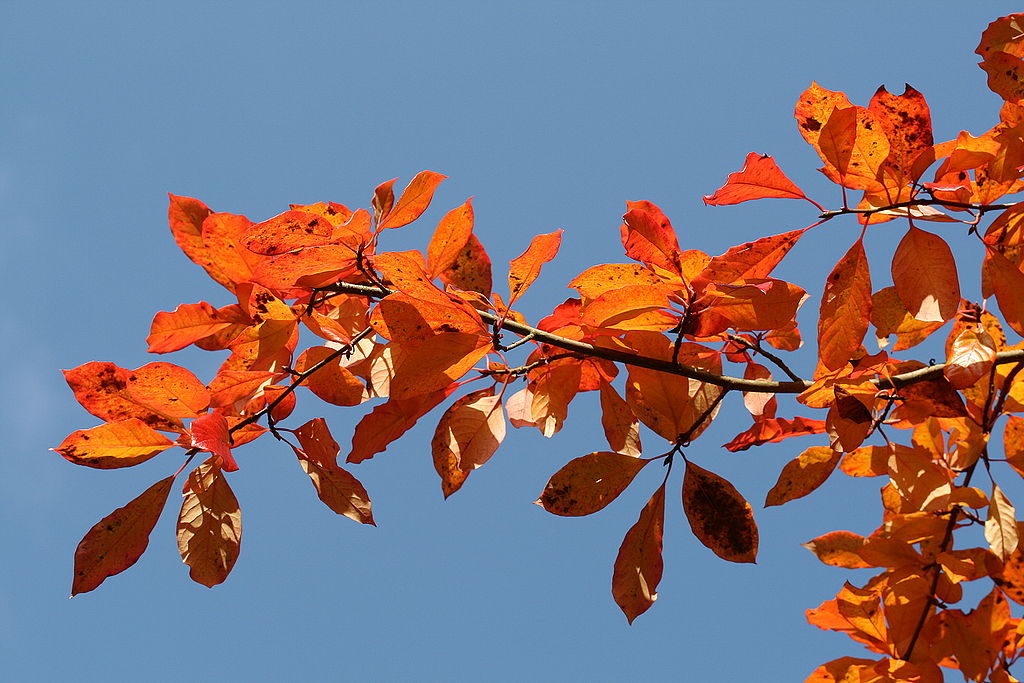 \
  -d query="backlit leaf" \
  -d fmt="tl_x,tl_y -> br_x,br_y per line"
508,230 -> 563,303
723,416 -> 827,452
699,228 -> 808,284
598,382 -> 642,457
177,461 -> 242,587
764,446 -> 841,507
71,476 -> 175,595
293,346 -> 366,407
944,327 -> 997,389
891,226 -> 960,322
818,239 -> 871,371
802,531 -> 871,569
347,387 -> 456,464
702,153 -> 809,206
620,203 -> 682,274
682,461 -> 758,563
987,248 -> 1024,337
376,171 -> 447,231
293,418 -> 374,524
190,412 -> 238,472
124,362 -> 210,419
536,452 -> 651,517
612,482 -> 665,623
438,233 -> 492,296
431,387 -> 506,472
387,332 -> 490,401
54,418 -> 175,469
987,484 -> 1020,561
427,198 -> 474,277
147,302 -> 239,354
